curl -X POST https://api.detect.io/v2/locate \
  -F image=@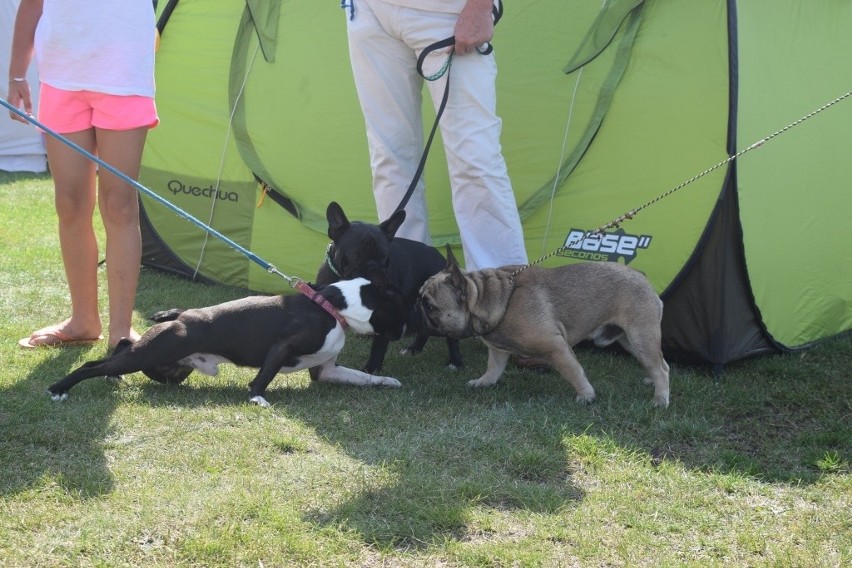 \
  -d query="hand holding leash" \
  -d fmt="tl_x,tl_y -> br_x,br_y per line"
453,0 -> 495,55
